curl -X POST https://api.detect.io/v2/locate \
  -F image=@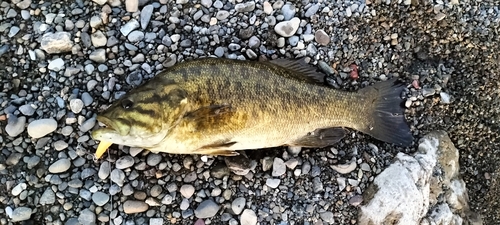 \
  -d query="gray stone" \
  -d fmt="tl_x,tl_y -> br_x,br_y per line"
235,2 -> 255,12
195,200 -> 220,218
315,29 -> 330,46
11,207 -> 32,222
6,115 -> 26,137
92,191 -> 110,206
272,158 -> 286,176
126,0 -> 139,12
120,19 -> 140,36
281,3 -> 295,20
78,209 -> 96,225
8,26 -> 20,38
305,4 -> 320,17
49,158 -> 71,173
140,5 -> 154,29
27,118 -> 57,138
89,49 -> 106,63
80,117 -> 96,133
40,188 -> 56,205
16,0 -> 32,9
81,92 -> 93,106
90,16 -> 102,28
98,161 -> 111,179
116,156 -> 135,169
110,169 -> 125,186
128,30 -> 144,42
320,212 -> 334,223
40,32 -> 73,54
